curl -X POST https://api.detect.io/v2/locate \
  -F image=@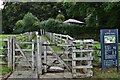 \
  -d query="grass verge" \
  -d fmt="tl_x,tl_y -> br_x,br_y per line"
42,35 -> 63,52
0,66 -> 12,77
